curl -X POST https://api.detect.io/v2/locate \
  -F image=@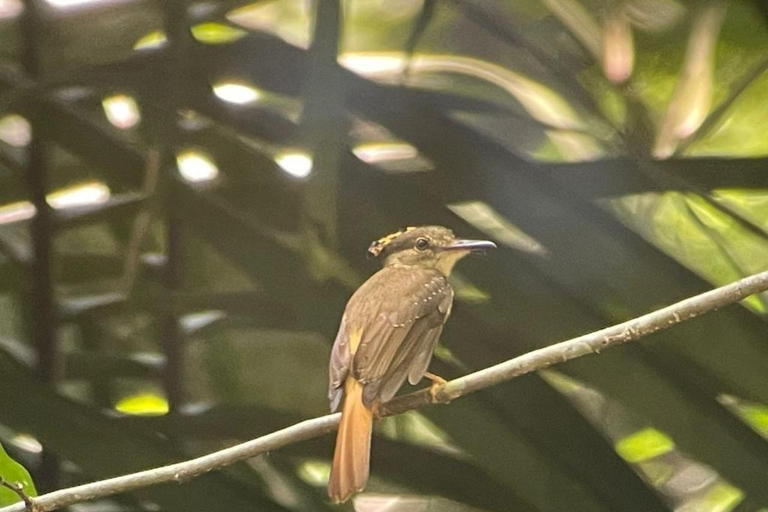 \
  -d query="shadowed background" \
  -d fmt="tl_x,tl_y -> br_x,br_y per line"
0,0 -> 767,511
